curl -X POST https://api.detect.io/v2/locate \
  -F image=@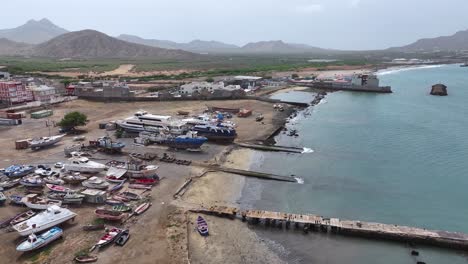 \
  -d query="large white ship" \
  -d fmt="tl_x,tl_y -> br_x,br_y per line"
117,111 -> 188,135
12,205 -> 77,236
64,157 -> 106,173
